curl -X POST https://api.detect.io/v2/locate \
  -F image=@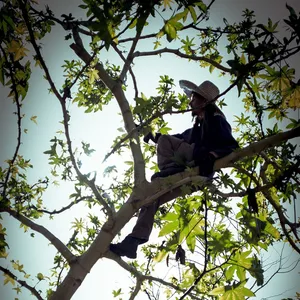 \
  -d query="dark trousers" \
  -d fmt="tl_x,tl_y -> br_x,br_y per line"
128,134 -> 195,243
128,187 -> 187,243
